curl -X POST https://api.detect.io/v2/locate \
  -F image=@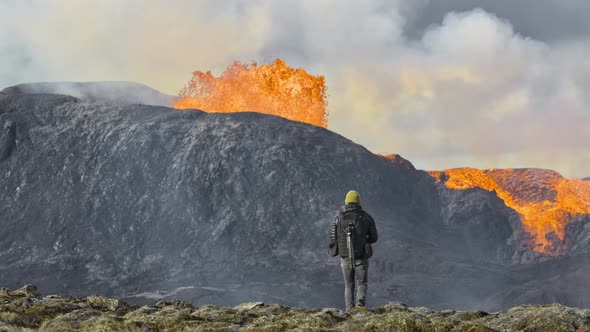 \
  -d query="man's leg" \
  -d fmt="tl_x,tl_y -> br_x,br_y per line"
355,258 -> 369,307
340,257 -> 355,311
